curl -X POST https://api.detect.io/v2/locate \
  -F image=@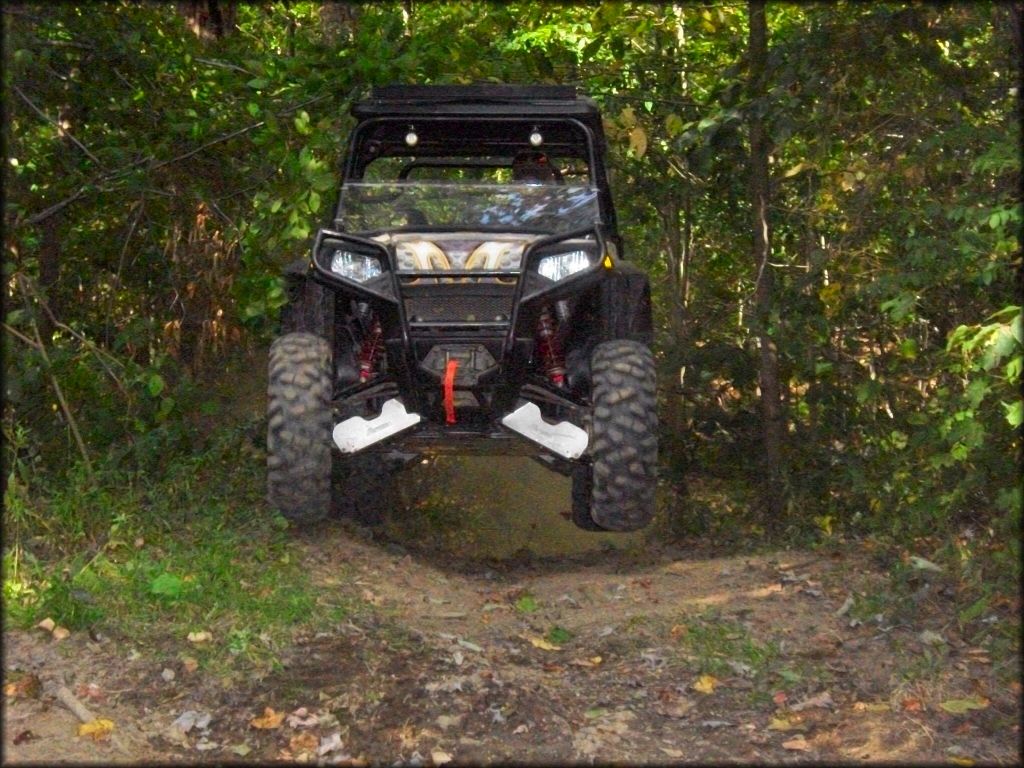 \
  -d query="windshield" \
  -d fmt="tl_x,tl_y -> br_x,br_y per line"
337,182 -> 600,235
